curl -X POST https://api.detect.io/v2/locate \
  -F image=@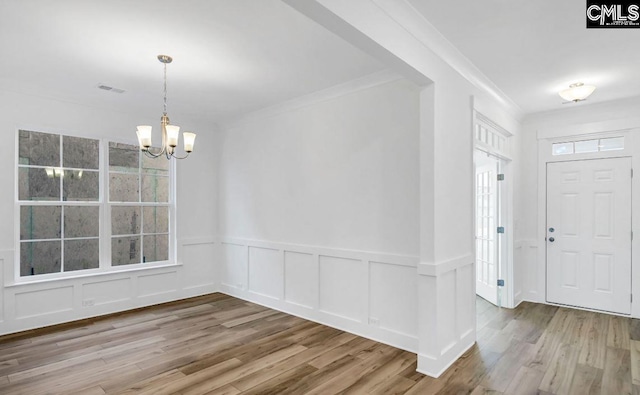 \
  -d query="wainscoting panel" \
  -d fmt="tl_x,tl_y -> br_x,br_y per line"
438,270 -> 457,354
0,251 -> 5,323
182,241 -> 216,289
248,246 -> 283,300
15,286 -> 74,319
218,237 -> 419,353
1,237 -> 216,336
284,251 -> 317,309
319,255 -> 365,322
456,262 -> 475,338
138,271 -> 178,298
221,242 -> 248,290
369,261 -> 418,336
83,278 -> 132,306
516,240 -> 540,302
